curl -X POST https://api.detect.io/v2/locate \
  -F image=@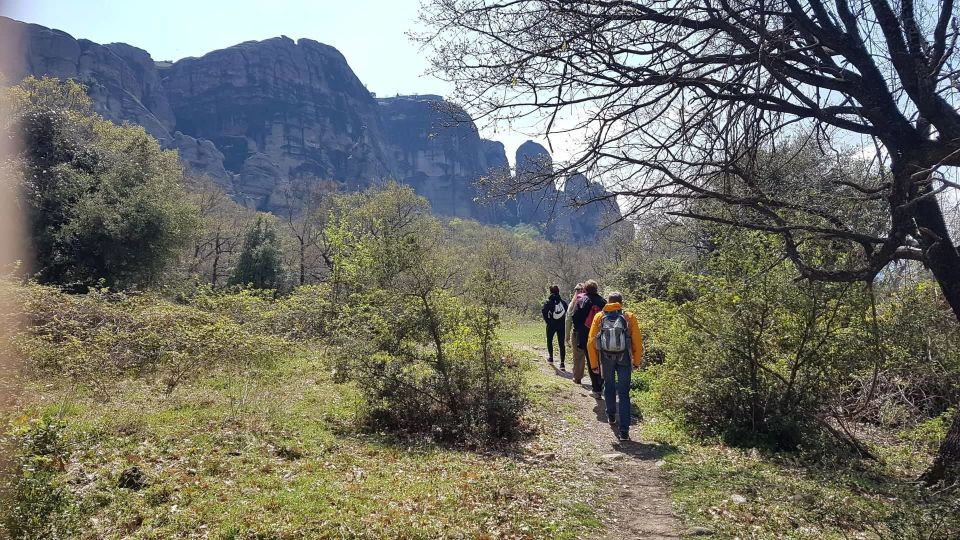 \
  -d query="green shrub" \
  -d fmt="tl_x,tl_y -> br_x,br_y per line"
187,284 -> 333,340
2,415 -> 78,540
326,185 -> 529,443
15,283 -> 286,395
354,298 -> 527,442
647,231 -> 871,448
900,409 -> 955,454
